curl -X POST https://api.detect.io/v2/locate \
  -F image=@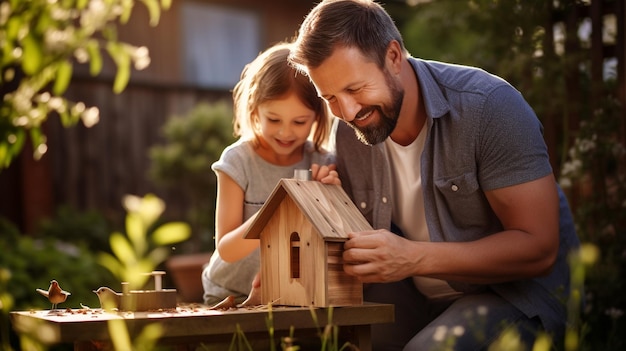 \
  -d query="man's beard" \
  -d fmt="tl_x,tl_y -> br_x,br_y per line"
348,72 -> 404,146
